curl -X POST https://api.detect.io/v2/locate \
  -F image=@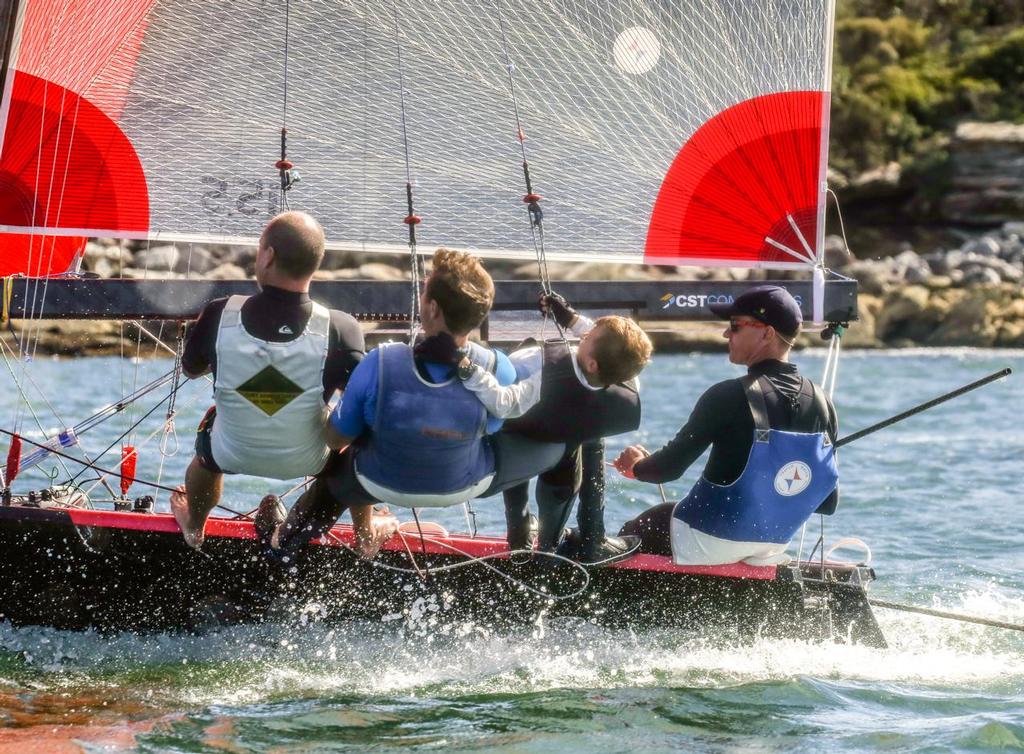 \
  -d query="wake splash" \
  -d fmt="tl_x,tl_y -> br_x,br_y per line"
0,585 -> 1021,708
